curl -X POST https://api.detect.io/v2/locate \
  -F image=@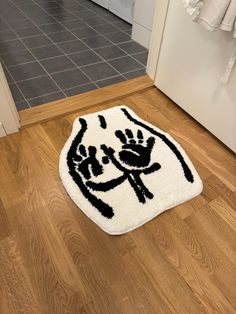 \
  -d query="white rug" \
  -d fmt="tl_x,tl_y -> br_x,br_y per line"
59,106 -> 203,235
